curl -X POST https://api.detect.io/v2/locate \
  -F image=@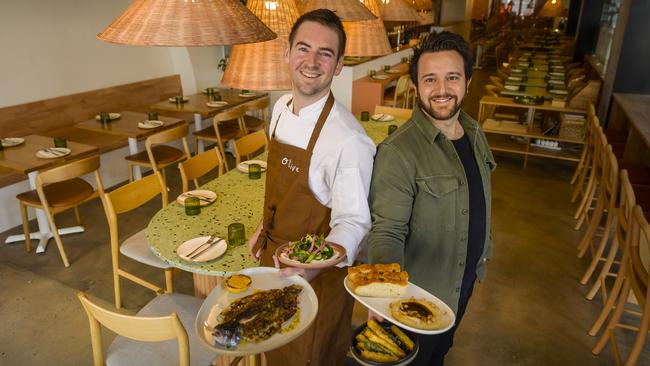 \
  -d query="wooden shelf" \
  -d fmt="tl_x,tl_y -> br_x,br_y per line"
527,145 -> 581,161
486,134 -> 528,155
